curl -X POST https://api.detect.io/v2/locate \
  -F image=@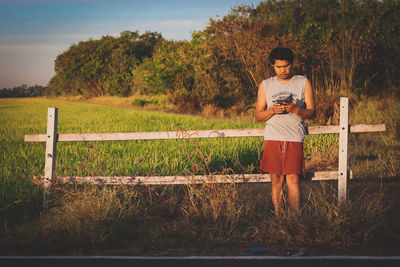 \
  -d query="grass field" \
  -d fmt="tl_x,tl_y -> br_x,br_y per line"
0,97 -> 399,256
0,98 -> 262,198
